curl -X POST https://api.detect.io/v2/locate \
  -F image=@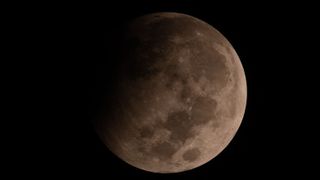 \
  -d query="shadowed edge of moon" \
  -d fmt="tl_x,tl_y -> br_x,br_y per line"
96,12 -> 247,173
